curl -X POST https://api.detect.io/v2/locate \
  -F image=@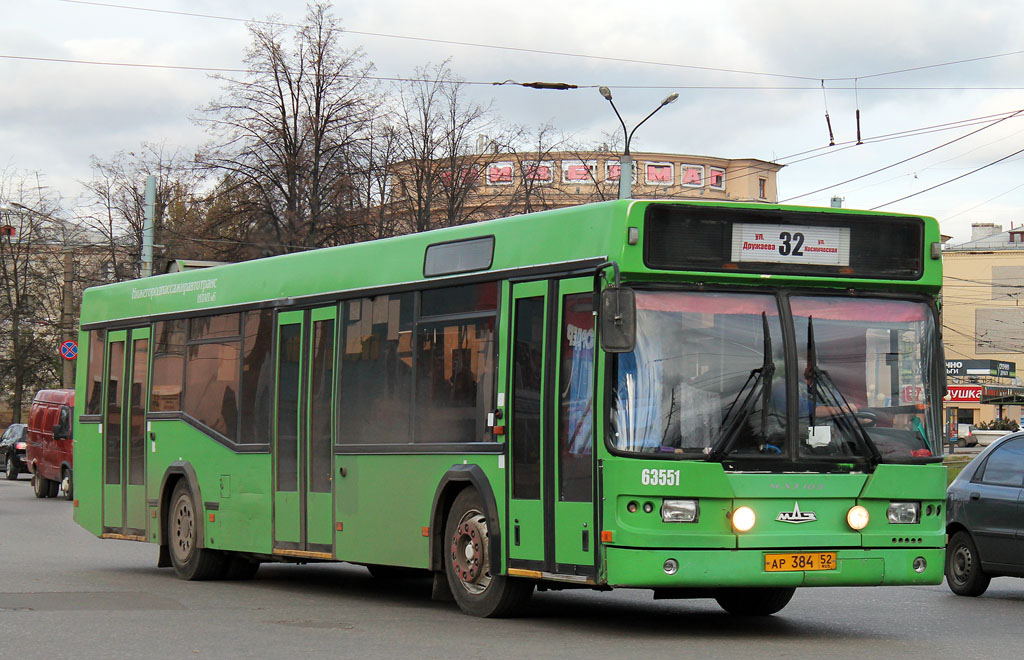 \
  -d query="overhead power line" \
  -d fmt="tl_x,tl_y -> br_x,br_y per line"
780,109 -> 1024,202
871,144 -> 1024,210
53,0 -> 1024,85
